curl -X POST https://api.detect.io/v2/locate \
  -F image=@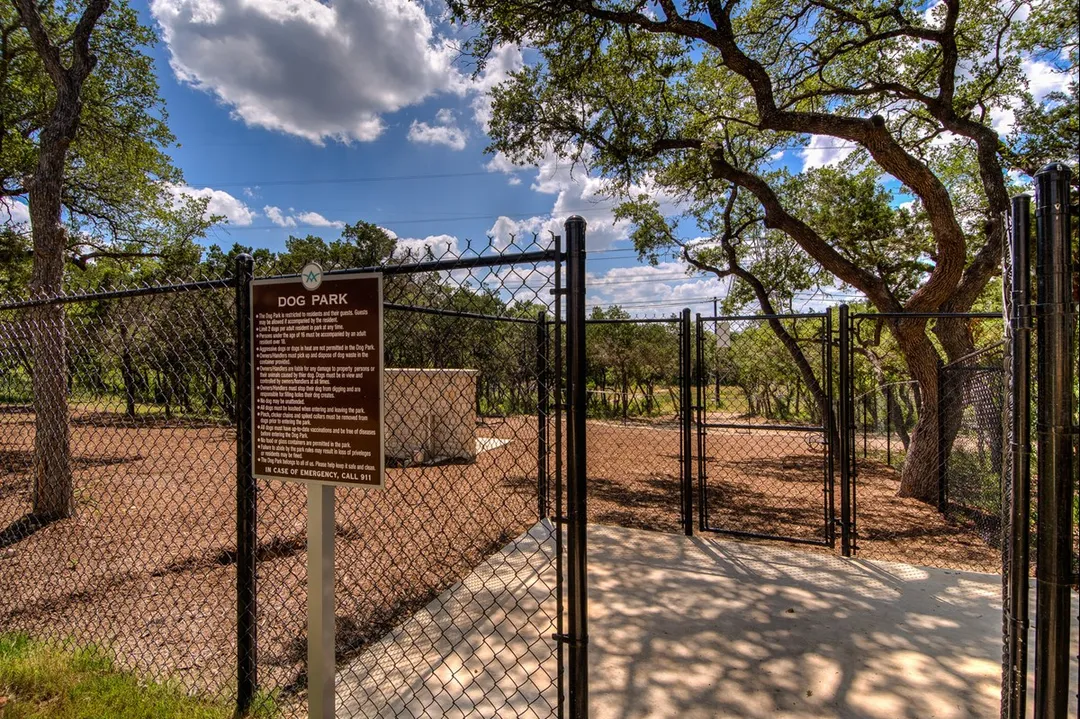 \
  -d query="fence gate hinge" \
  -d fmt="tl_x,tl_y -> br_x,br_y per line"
551,633 -> 588,647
